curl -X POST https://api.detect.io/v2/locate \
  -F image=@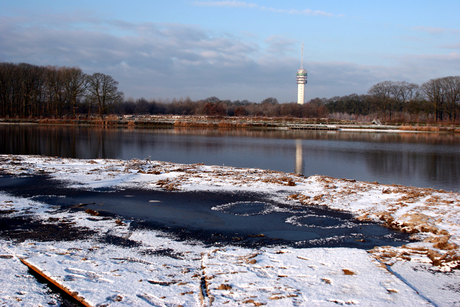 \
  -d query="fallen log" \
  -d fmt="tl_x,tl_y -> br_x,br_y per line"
19,258 -> 92,307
